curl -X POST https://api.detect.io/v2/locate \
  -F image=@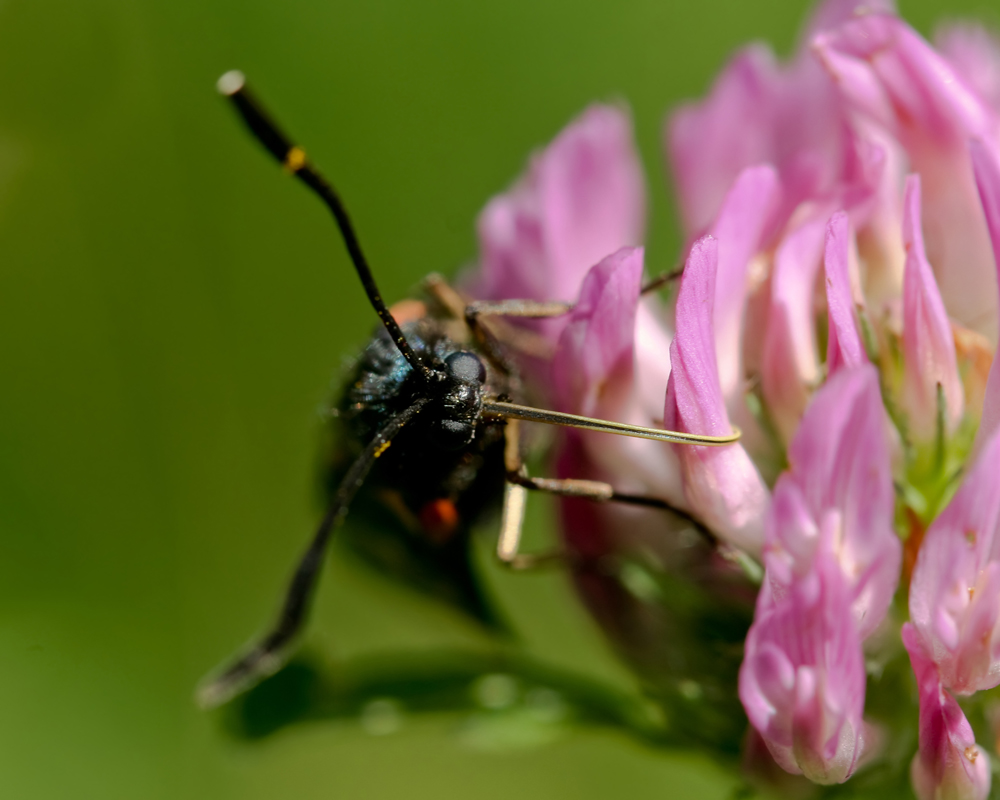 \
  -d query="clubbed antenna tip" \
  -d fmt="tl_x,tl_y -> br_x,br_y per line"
217,70 -> 246,97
